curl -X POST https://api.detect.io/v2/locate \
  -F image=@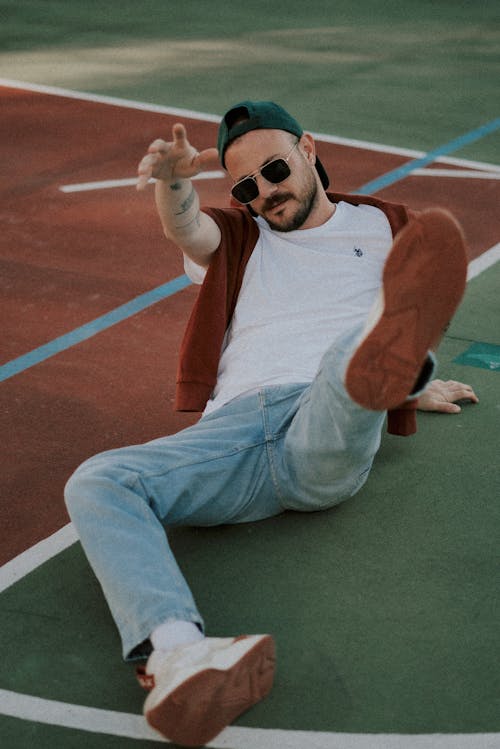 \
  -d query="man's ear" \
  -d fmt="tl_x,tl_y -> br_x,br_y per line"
299,132 -> 316,166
